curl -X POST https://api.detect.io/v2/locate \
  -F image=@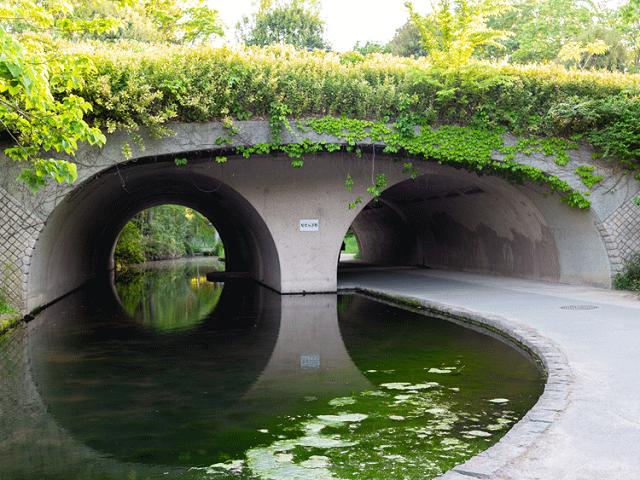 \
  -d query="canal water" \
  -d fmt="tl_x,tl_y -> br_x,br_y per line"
0,259 -> 544,480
